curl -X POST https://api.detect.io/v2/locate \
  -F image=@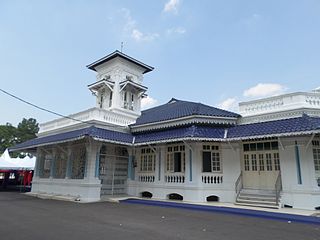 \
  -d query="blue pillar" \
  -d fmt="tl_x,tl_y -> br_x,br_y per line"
50,152 -> 56,178
128,155 -> 133,180
66,151 -> 72,178
131,155 -> 135,180
158,151 -> 161,181
84,152 -> 88,178
189,149 -> 193,182
295,141 -> 302,184
95,152 -> 100,178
